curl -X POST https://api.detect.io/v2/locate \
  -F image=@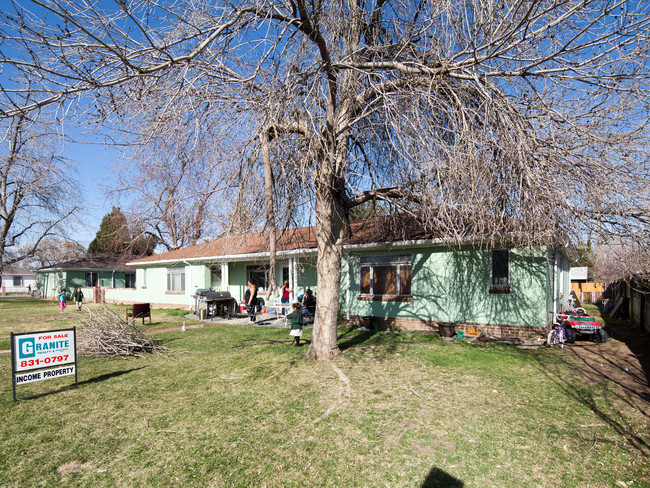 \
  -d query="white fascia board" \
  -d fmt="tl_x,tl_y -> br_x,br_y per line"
126,248 -> 319,267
